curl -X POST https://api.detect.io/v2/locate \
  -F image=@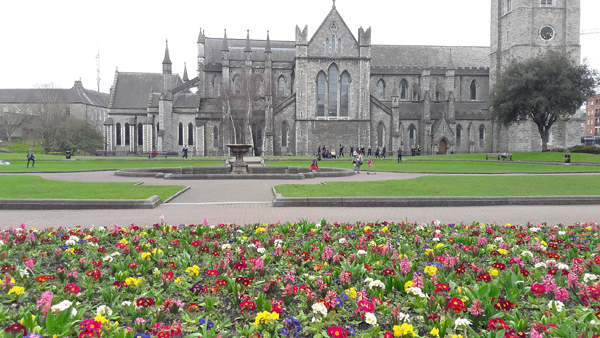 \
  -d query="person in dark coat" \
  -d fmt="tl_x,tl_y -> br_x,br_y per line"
367,146 -> 372,157
381,146 -> 386,158
182,145 -> 188,158
397,147 -> 403,163
339,144 -> 344,157
375,147 -> 380,158
360,145 -> 365,156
